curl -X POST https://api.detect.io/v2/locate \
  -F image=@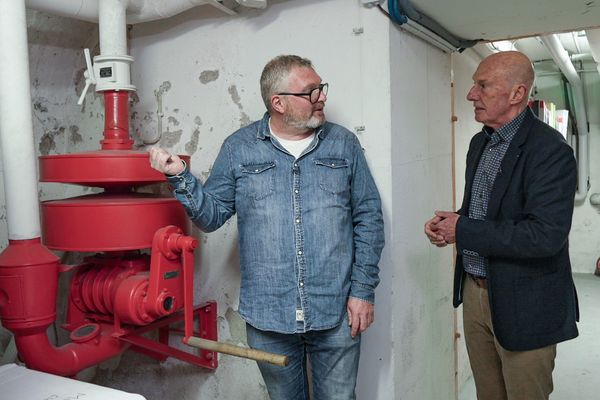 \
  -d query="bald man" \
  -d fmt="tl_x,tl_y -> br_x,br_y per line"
425,51 -> 579,400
